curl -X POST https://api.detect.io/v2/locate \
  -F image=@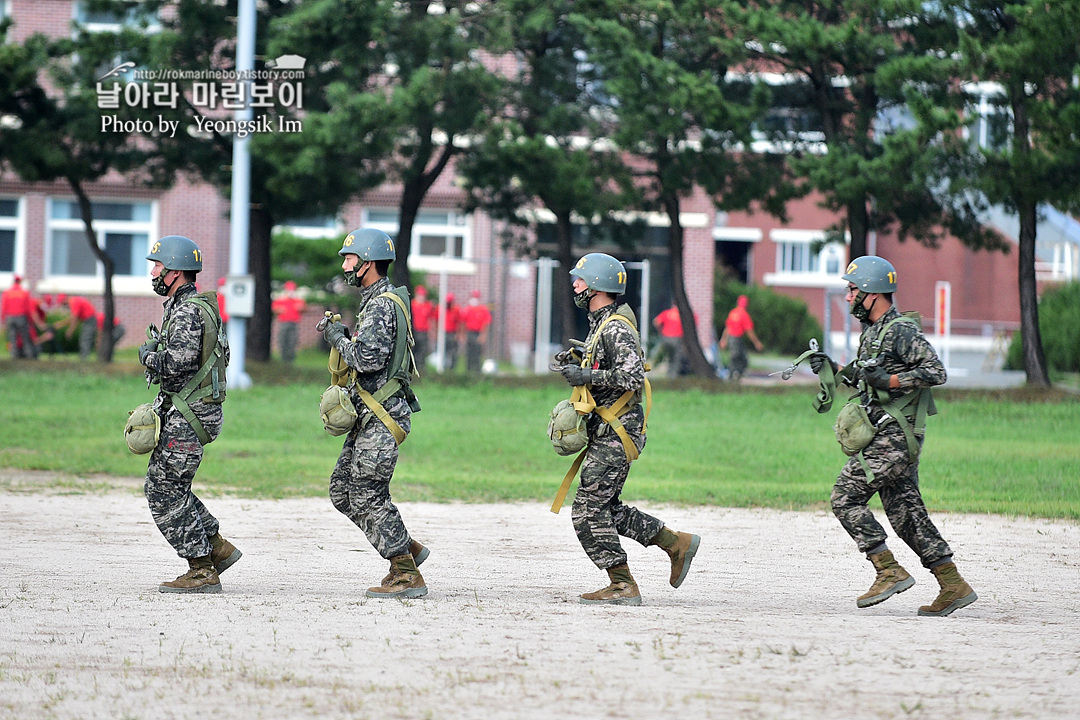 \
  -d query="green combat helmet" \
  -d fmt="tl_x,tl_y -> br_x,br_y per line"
146,235 -> 203,271
570,252 -> 627,294
842,255 -> 897,293
339,228 -> 396,261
